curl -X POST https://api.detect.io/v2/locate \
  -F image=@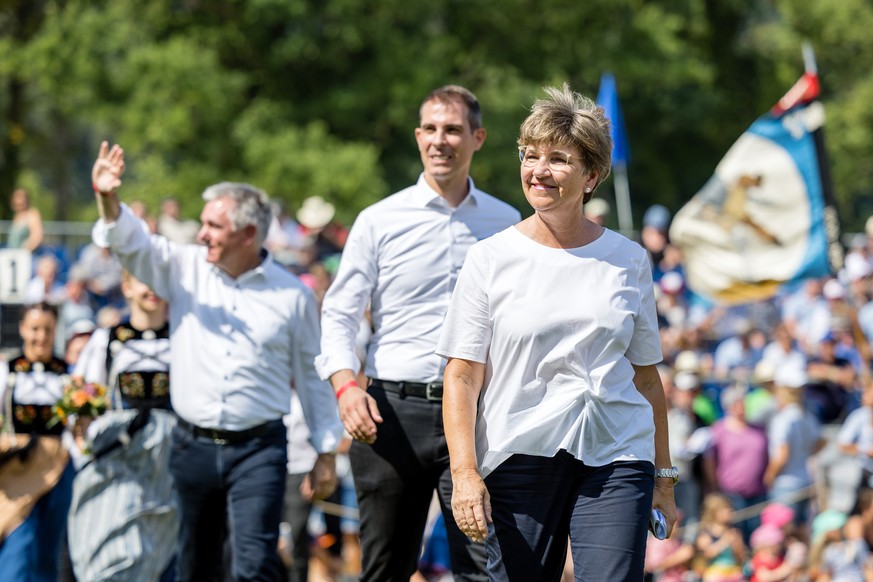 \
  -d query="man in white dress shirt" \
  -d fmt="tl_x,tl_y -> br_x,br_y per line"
316,85 -> 521,581
90,142 -> 344,581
